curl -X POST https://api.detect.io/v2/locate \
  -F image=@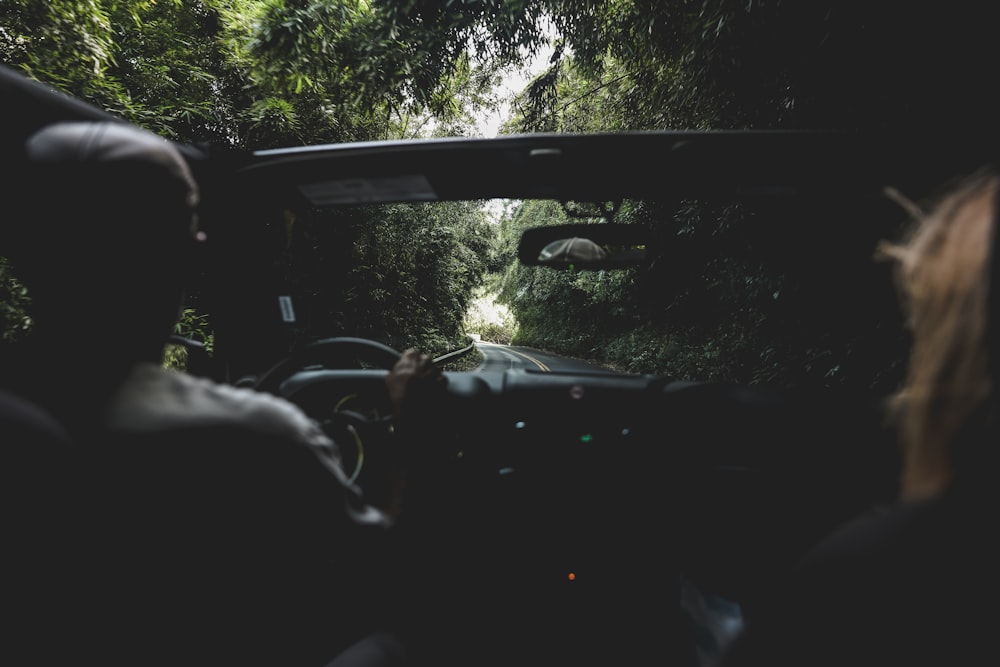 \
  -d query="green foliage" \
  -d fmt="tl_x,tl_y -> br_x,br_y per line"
0,257 -> 32,343
6,2 -> 995,139
491,192 -> 907,395
161,343 -> 189,371
2,0 -> 115,91
162,308 -> 213,371
272,201 -> 492,359
368,0 -> 550,109
174,307 -> 214,354
494,199 -> 639,358
464,285 -> 516,344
